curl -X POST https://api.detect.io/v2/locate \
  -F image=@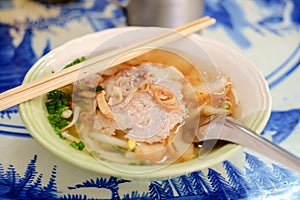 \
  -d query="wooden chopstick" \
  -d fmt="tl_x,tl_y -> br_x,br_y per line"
0,16 -> 216,111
